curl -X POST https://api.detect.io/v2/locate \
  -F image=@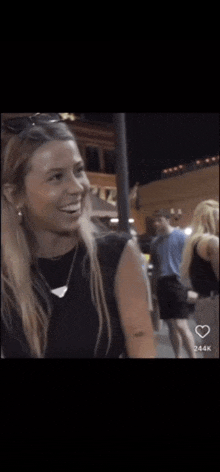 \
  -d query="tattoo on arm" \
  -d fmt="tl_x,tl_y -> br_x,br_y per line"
133,331 -> 146,338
